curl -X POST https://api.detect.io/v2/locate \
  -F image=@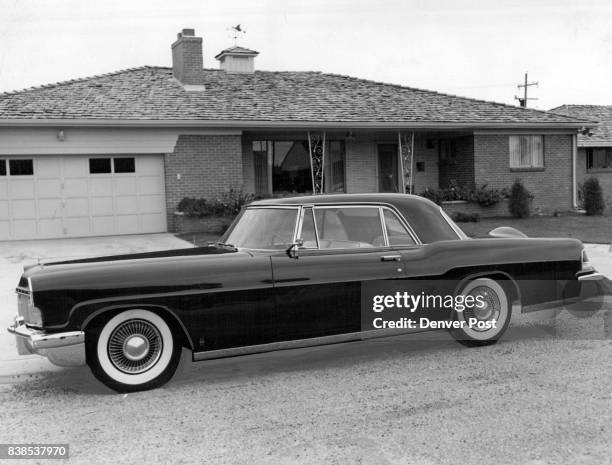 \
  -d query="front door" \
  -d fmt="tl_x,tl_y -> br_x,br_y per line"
378,144 -> 399,192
